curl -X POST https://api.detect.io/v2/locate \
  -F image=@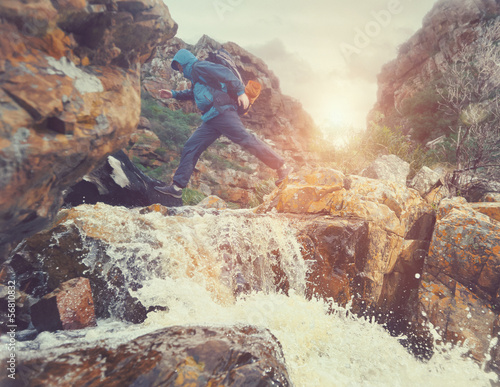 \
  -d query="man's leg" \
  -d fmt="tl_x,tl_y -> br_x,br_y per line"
156,121 -> 219,196
214,110 -> 285,170
172,121 -> 220,188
